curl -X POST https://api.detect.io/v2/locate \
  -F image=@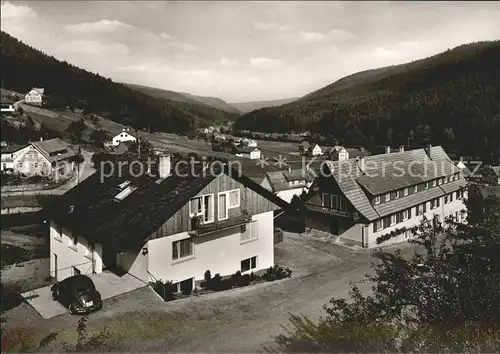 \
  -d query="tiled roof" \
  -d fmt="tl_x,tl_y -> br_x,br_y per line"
44,160 -> 288,252
322,146 -> 463,221
1,144 -> 28,154
31,138 -> 76,163
32,88 -> 45,95
491,166 -> 500,178
440,178 -> 467,194
266,169 -> 315,192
